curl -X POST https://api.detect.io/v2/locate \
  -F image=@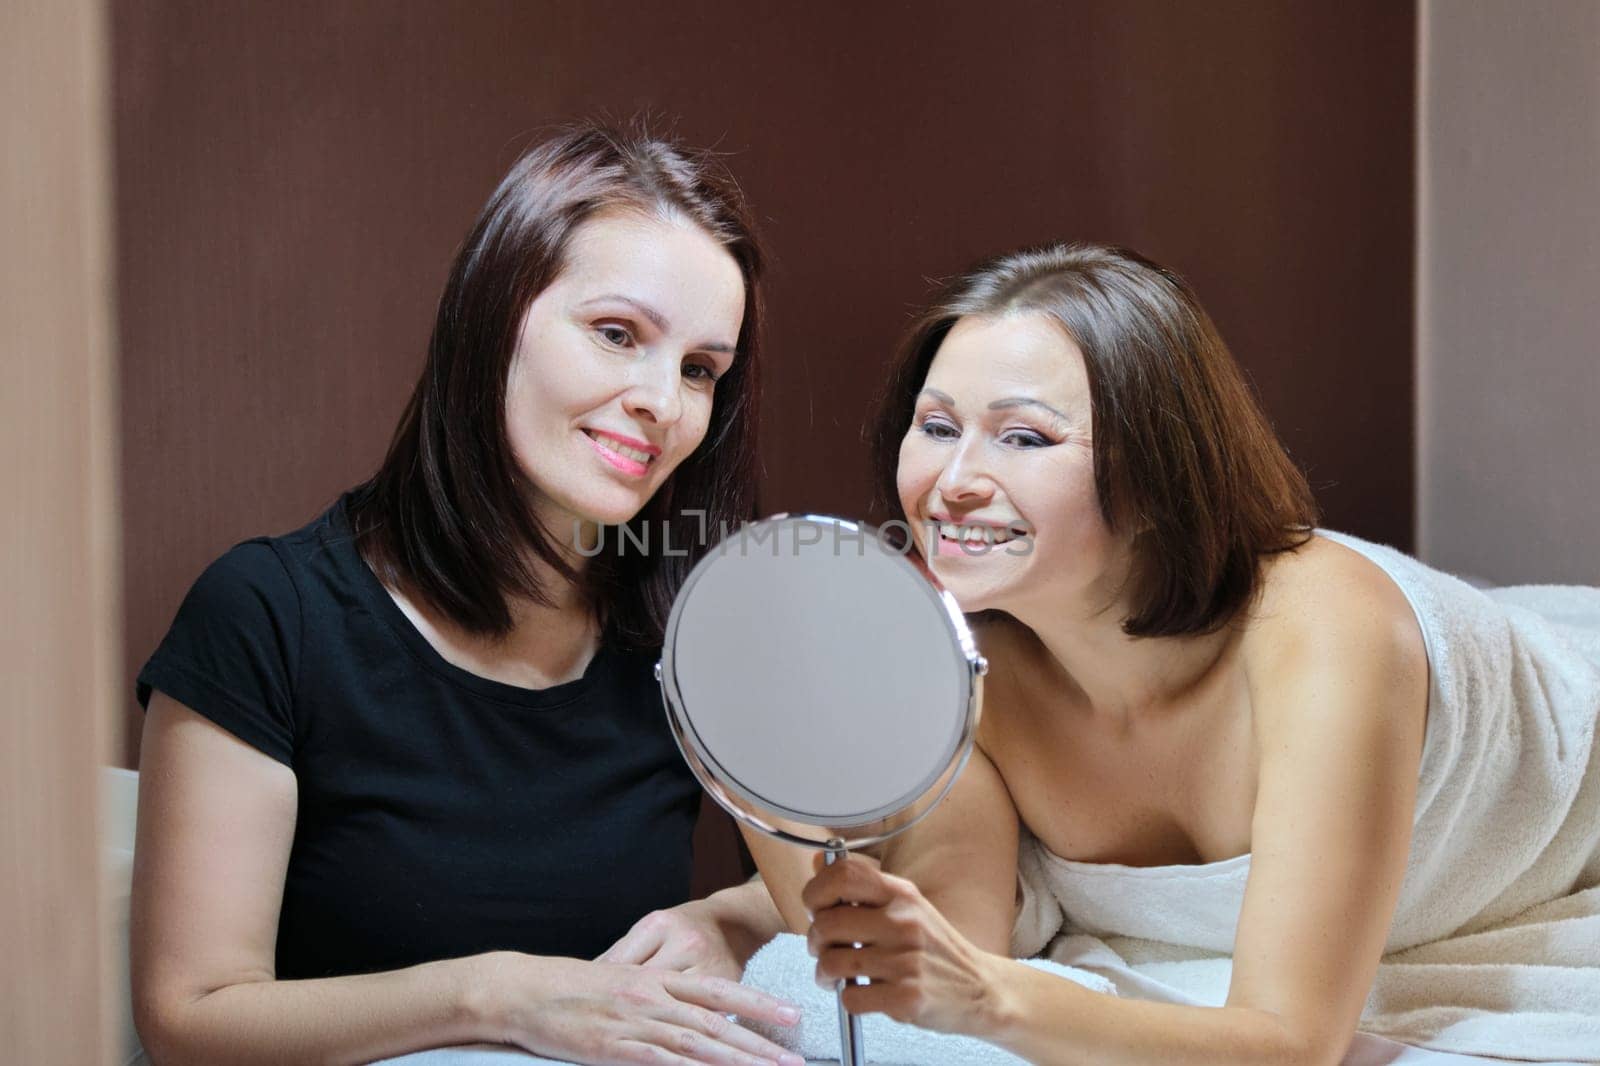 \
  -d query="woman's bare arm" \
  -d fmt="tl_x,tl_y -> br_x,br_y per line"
806,551 -> 1429,1064
132,693 -> 486,1064
133,694 -> 803,1066
744,744 -> 1020,954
